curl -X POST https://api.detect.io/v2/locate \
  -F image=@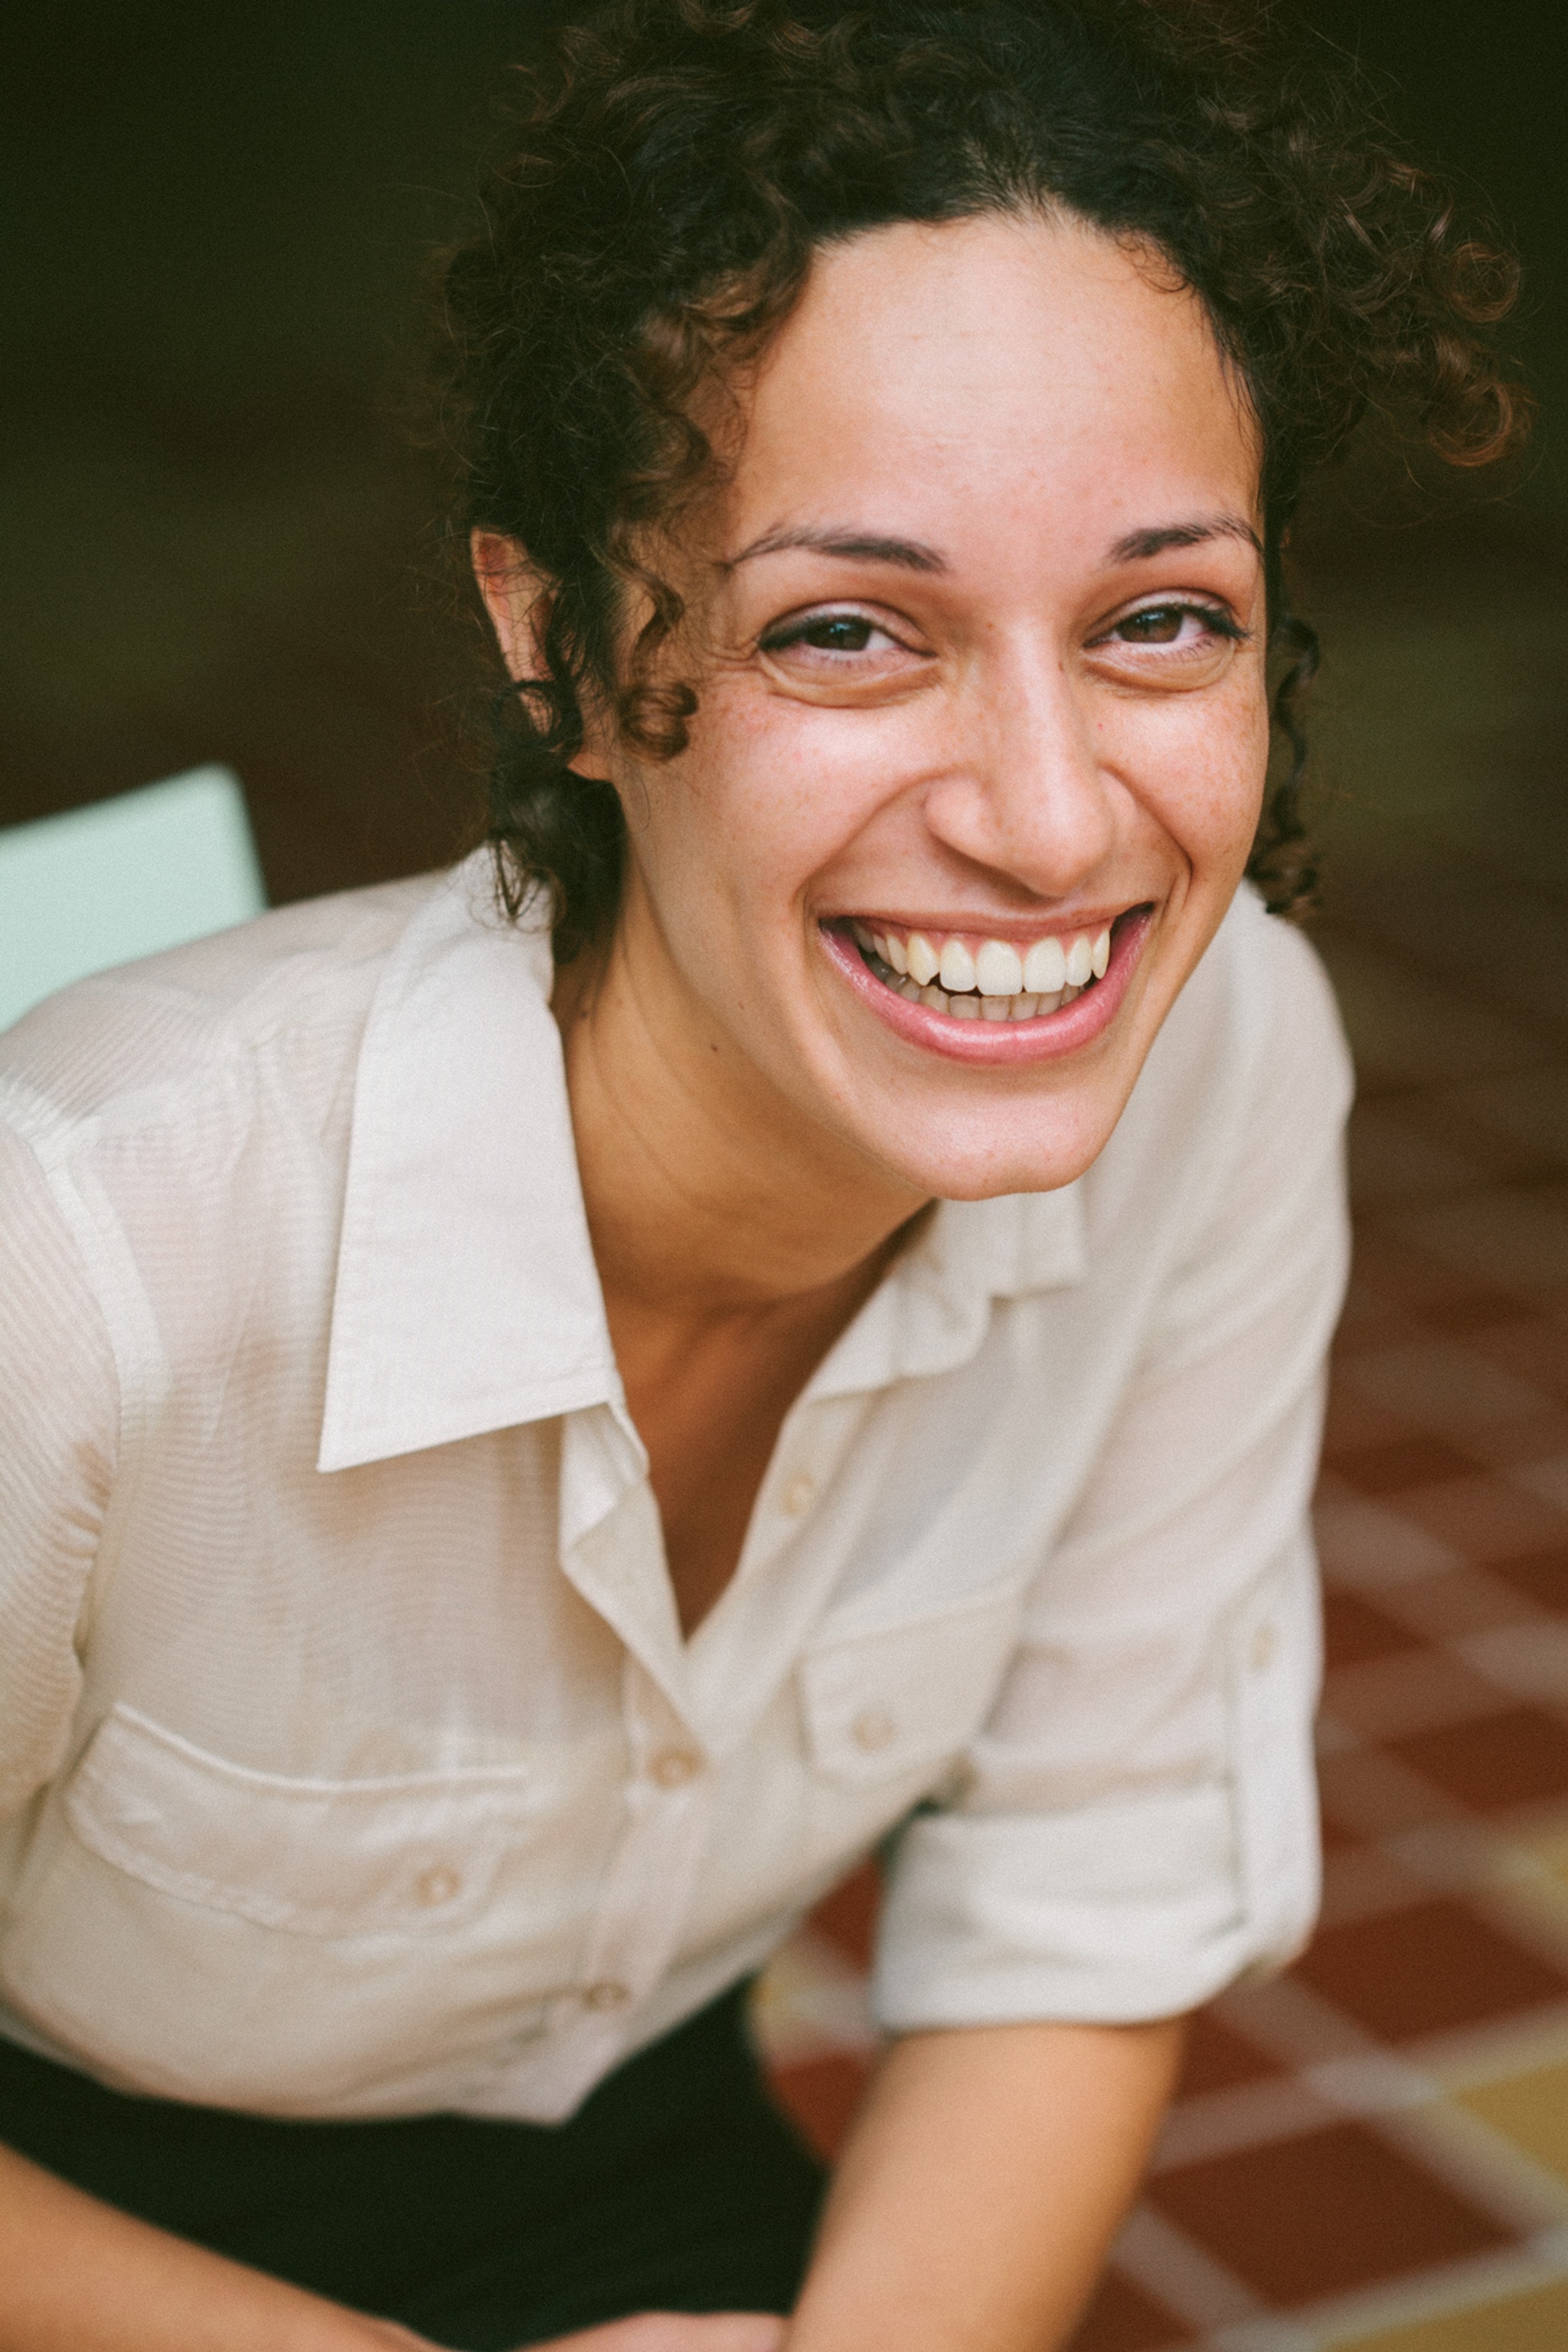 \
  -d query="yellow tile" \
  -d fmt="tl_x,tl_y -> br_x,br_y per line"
1457,2060 -> 1568,2183
1337,2278 -> 1568,2351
